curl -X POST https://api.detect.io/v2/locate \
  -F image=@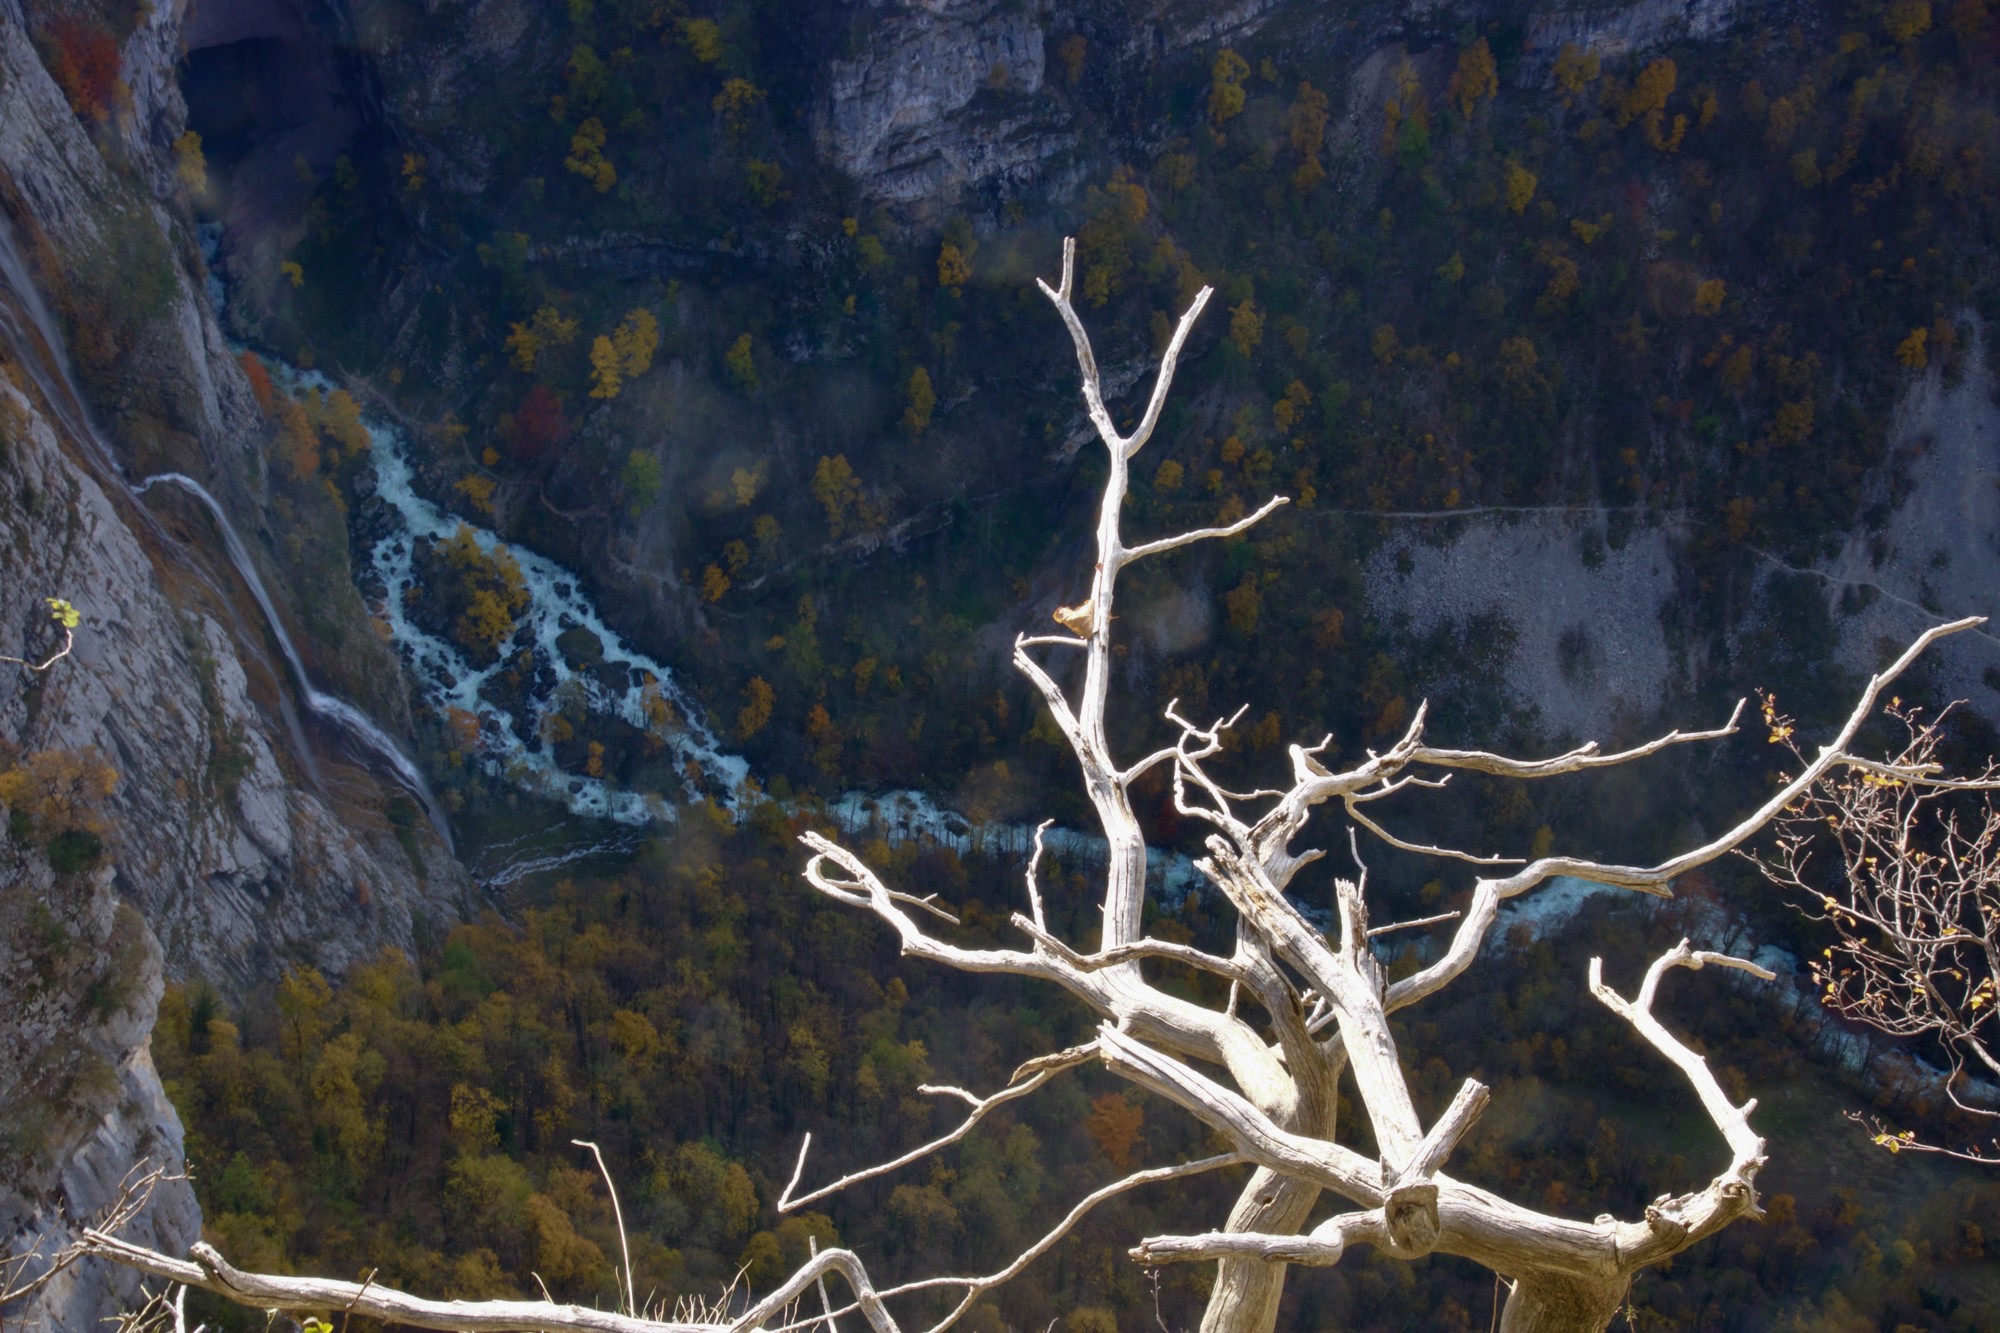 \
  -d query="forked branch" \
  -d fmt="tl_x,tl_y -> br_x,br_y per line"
1589,941 -> 1773,1250
779,1044 -> 1098,1212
